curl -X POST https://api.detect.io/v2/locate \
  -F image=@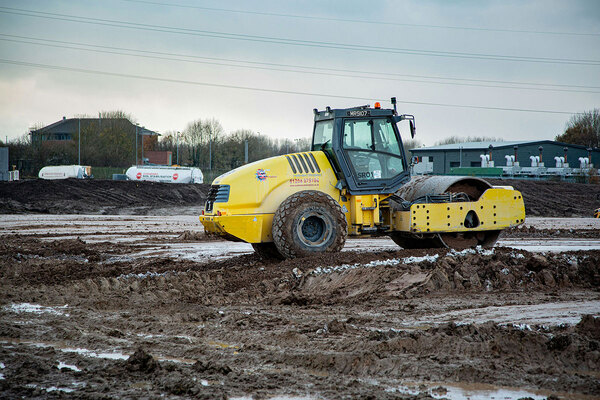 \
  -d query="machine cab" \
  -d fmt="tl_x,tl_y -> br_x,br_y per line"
312,101 -> 413,194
